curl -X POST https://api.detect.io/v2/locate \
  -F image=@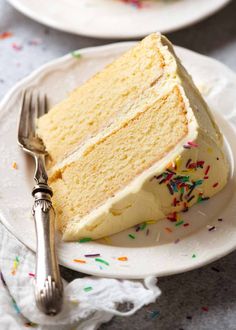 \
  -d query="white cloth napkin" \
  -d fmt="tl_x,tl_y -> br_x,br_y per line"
0,222 -> 161,330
